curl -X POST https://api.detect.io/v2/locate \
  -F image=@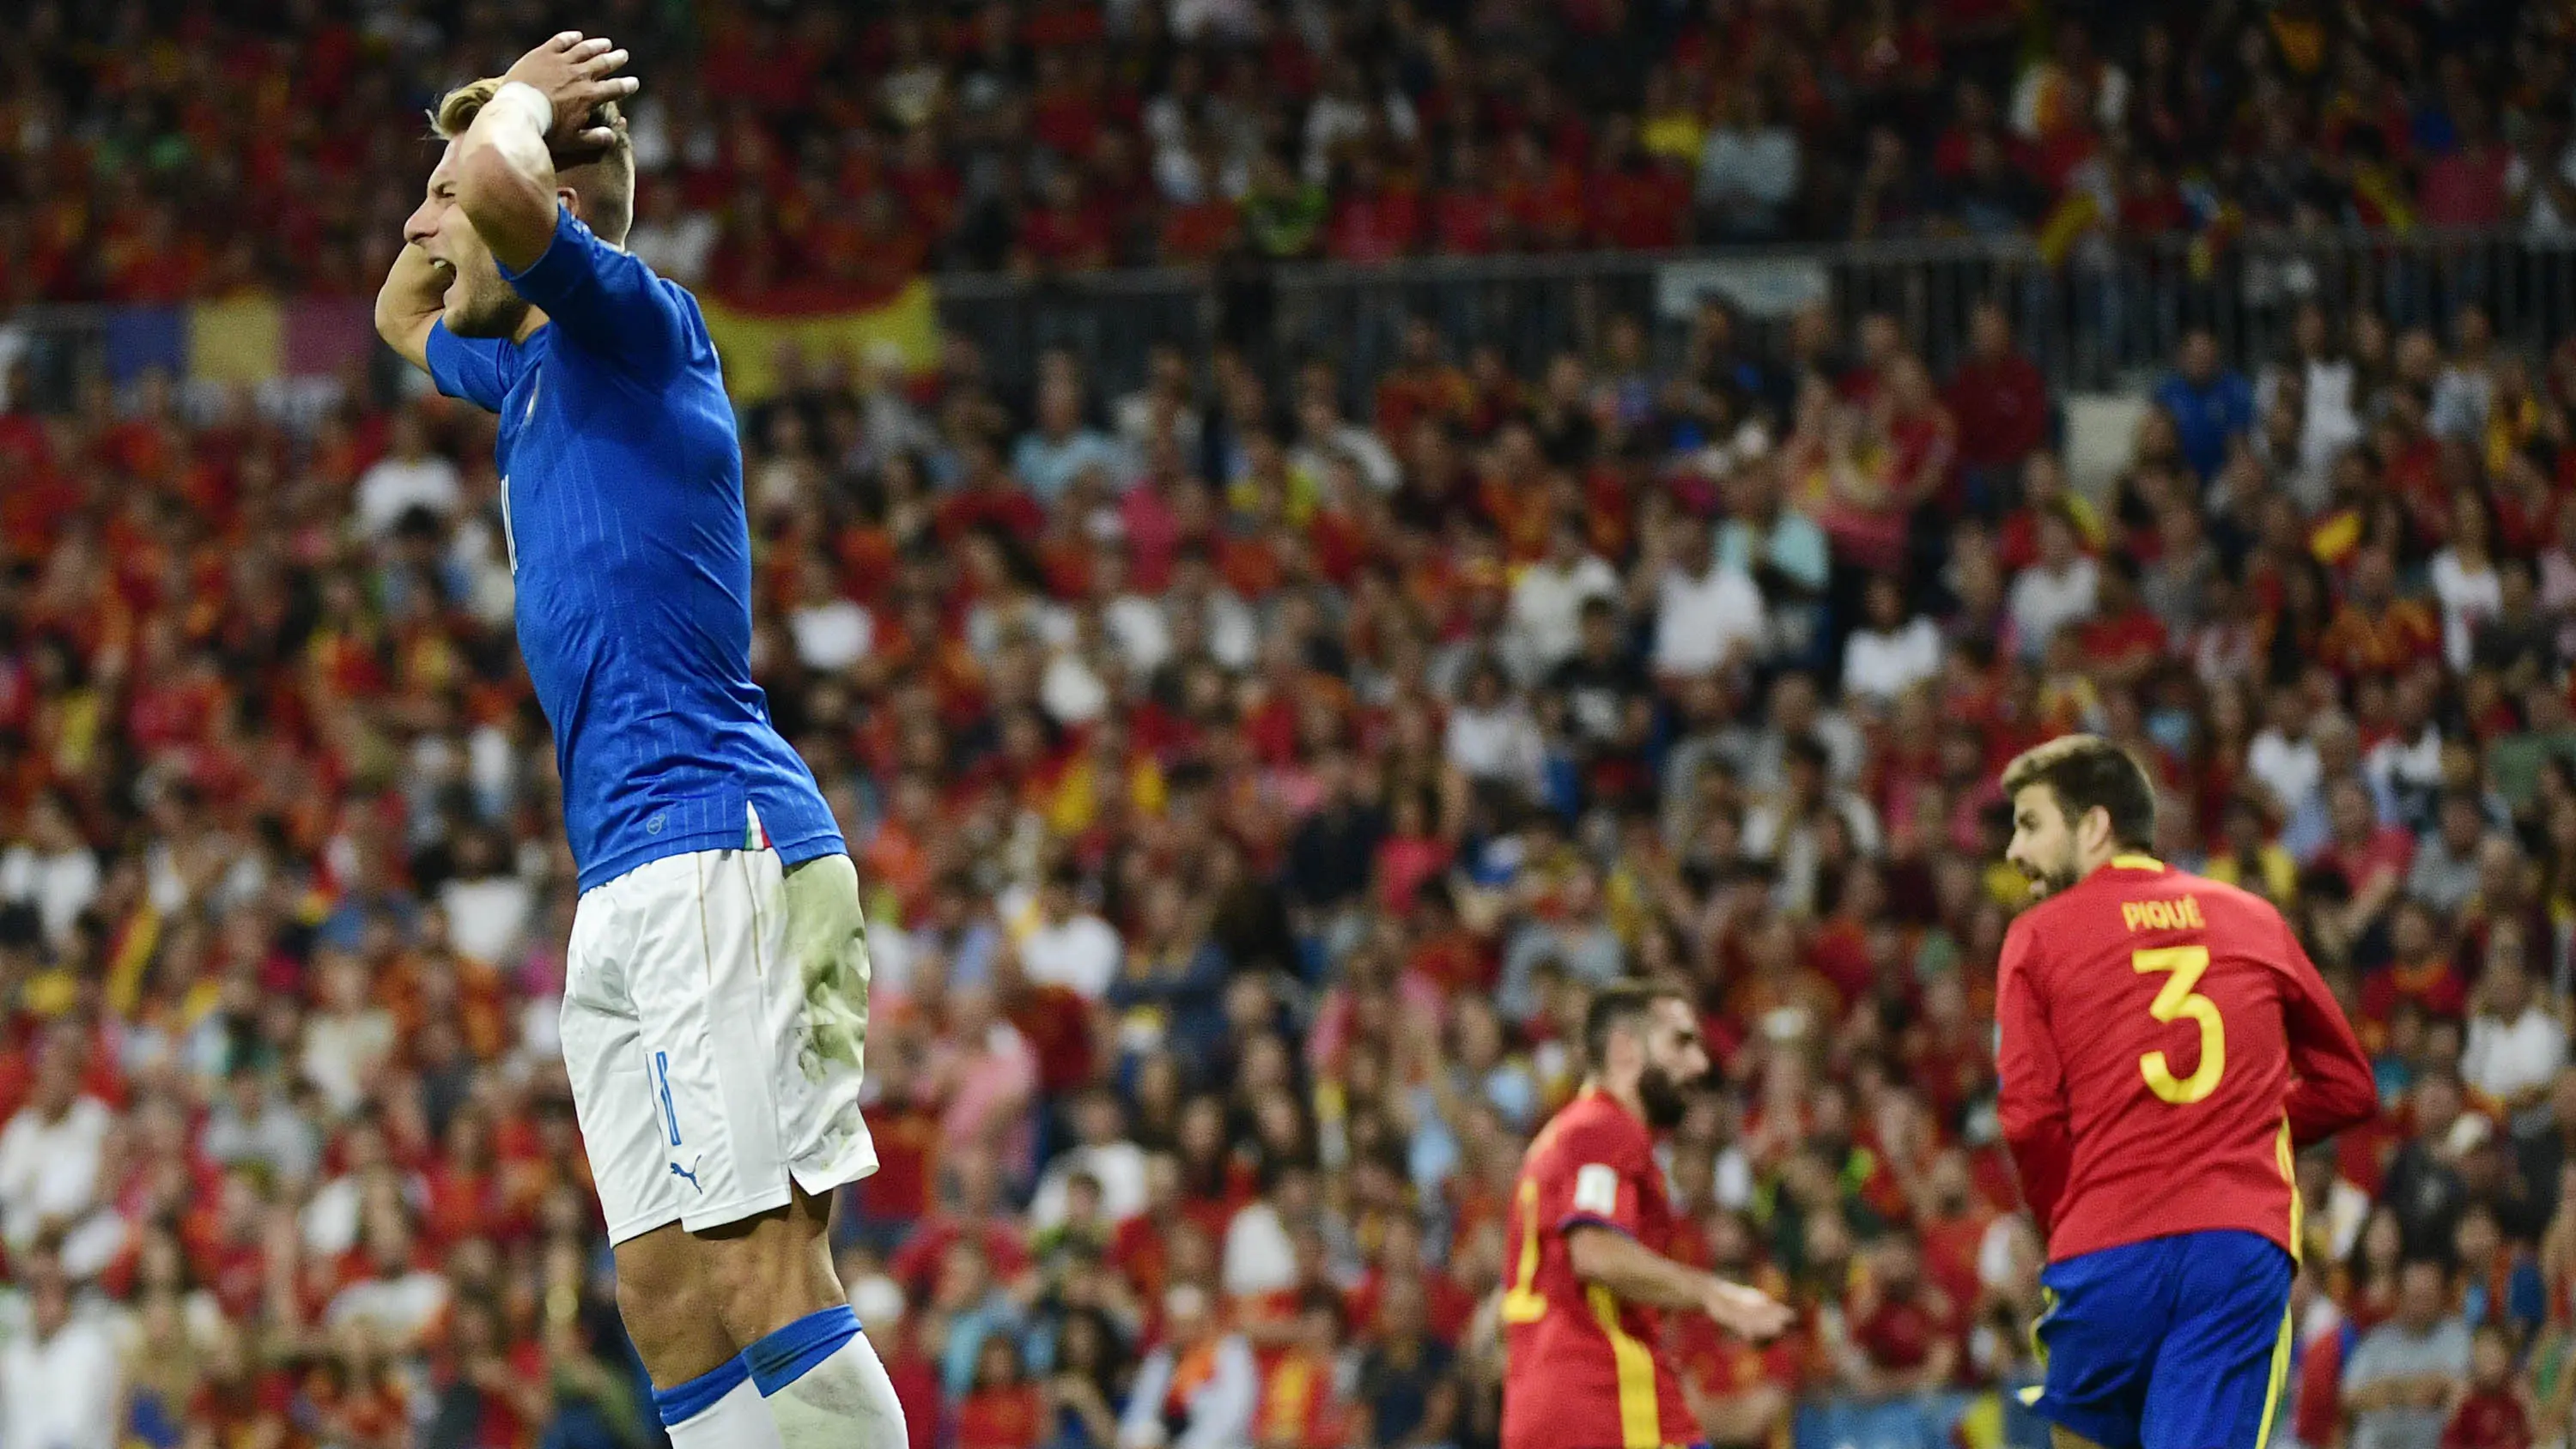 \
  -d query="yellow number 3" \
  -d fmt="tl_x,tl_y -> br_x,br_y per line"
2134,945 -> 2225,1104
